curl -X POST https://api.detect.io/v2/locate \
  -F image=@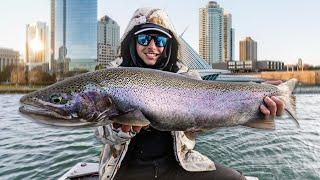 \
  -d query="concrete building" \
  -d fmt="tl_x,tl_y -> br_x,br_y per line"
199,1 -> 224,65
257,60 -> 284,71
239,37 -> 257,62
25,22 -> 49,71
0,48 -> 20,71
98,15 -> 120,68
228,60 -> 256,72
228,60 -> 284,72
51,0 -> 97,72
